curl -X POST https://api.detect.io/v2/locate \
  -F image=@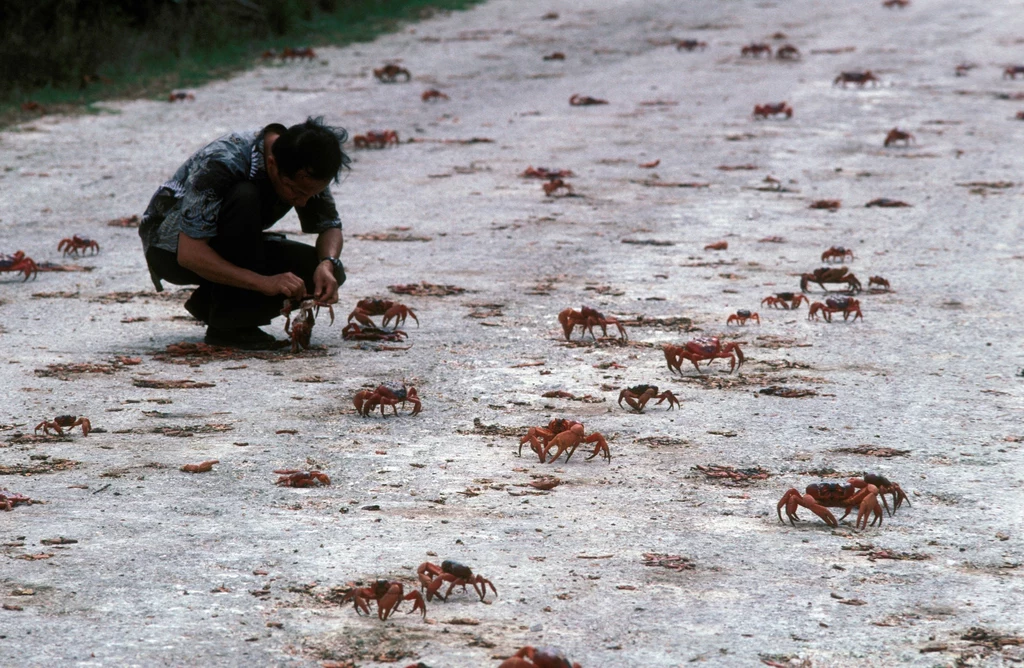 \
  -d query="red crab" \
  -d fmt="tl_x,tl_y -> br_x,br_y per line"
281,298 -> 334,353
883,0 -> 910,6
341,579 -> 426,621
519,418 -> 578,461
35,415 -> 91,436
274,469 -> 331,487
868,275 -> 891,291
281,47 -> 316,60
776,44 -> 801,60
348,298 -> 418,329
374,64 -> 411,82
543,179 -> 574,196
617,384 -> 679,413
761,292 -> 809,310
800,267 -> 862,292
808,296 -> 863,322
821,246 -> 854,263
1003,65 -> 1024,80
417,560 -> 497,602
558,306 -> 627,342
569,94 -> 607,106
777,473 -> 910,530
676,39 -> 707,51
341,323 -> 408,342
741,43 -> 772,58
663,338 -> 745,374
883,128 -> 915,147
1,251 -> 39,281
543,52 -> 566,61
753,102 -> 792,119
865,198 -> 910,208
542,423 -> 610,463
726,309 -> 760,326
1,489 -> 34,511
834,70 -> 879,87
421,89 -> 449,102
499,646 -> 582,668
353,384 -> 422,417
353,130 -> 400,149
521,166 -> 575,179
168,91 -> 195,102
